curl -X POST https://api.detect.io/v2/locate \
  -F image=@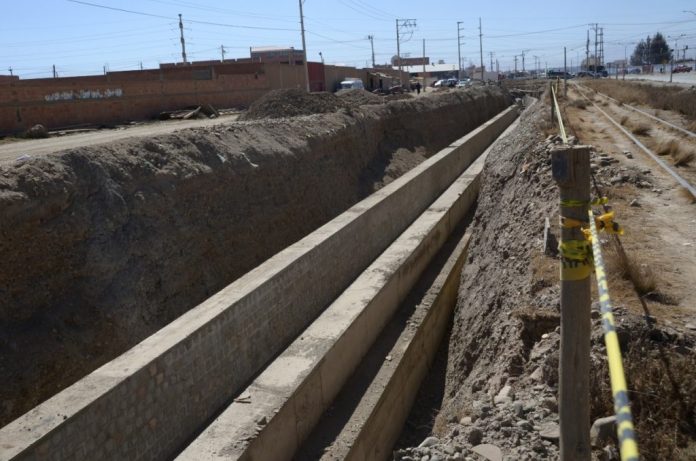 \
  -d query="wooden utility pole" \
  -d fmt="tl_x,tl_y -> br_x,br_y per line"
457,21 -> 463,80
551,145 -> 592,461
563,46 -> 567,96
368,35 -> 375,68
478,17 -> 484,81
179,14 -> 187,64
299,0 -> 310,91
